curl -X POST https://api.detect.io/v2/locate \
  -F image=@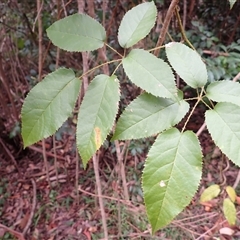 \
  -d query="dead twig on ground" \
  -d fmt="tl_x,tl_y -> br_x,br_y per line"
28,145 -> 66,160
23,178 -> 37,236
0,224 -> 25,240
